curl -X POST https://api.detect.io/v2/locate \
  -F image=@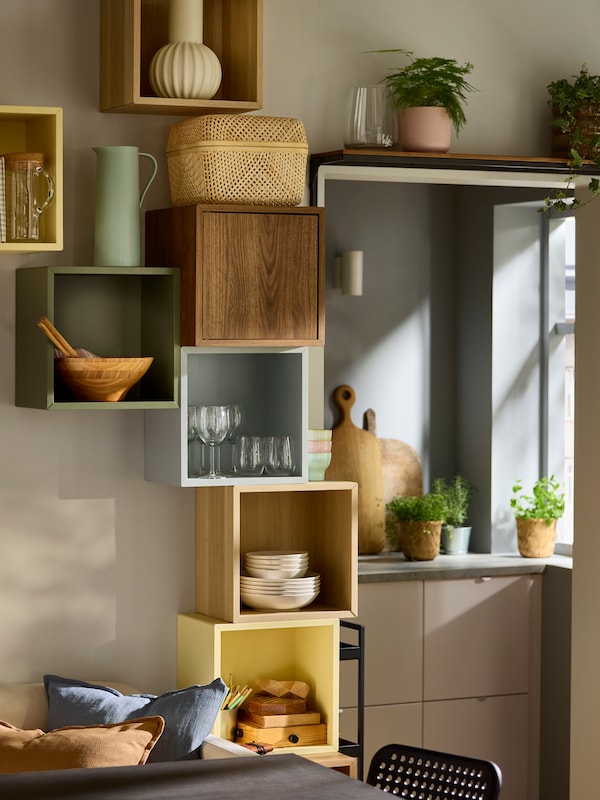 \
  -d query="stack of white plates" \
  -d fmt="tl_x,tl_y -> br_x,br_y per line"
241,550 -> 319,610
